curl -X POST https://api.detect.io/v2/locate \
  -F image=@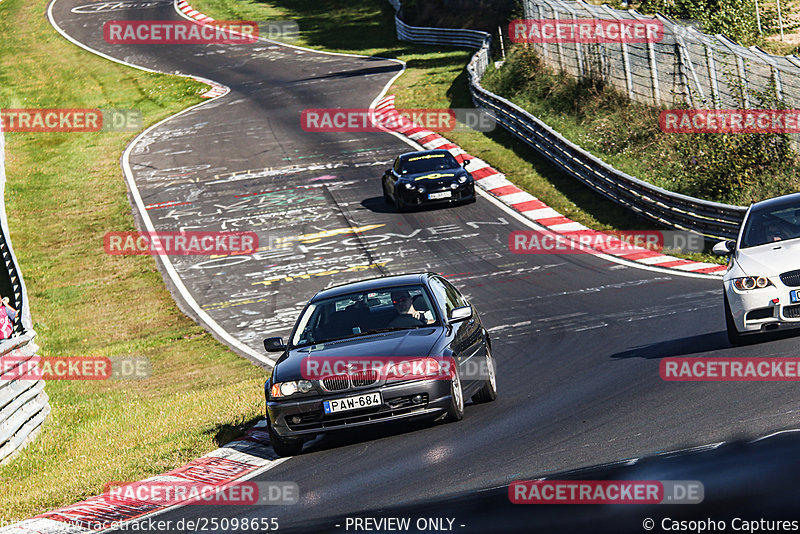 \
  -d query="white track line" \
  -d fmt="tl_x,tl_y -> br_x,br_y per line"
47,0 -> 270,365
